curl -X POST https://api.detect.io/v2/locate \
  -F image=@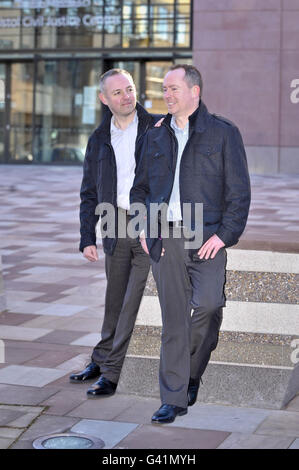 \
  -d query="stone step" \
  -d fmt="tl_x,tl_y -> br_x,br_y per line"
118,249 -> 299,409
118,355 -> 298,410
